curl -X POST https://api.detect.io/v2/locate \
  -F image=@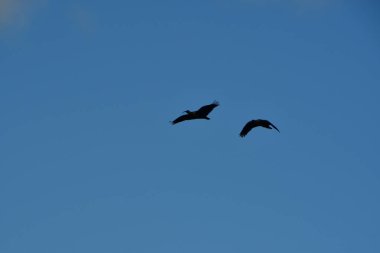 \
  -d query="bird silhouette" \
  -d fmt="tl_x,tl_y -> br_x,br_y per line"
240,119 -> 280,137
171,101 -> 219,125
